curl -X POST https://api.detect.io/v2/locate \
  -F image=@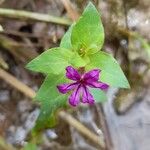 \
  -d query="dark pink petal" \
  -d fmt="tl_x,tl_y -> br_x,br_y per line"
66,66 -> 81,81
83,69 -> 100,82
86,81 -> 109,90
82,86 -> 94,105
68,85 -> 81,107
57,82 -> 78,94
